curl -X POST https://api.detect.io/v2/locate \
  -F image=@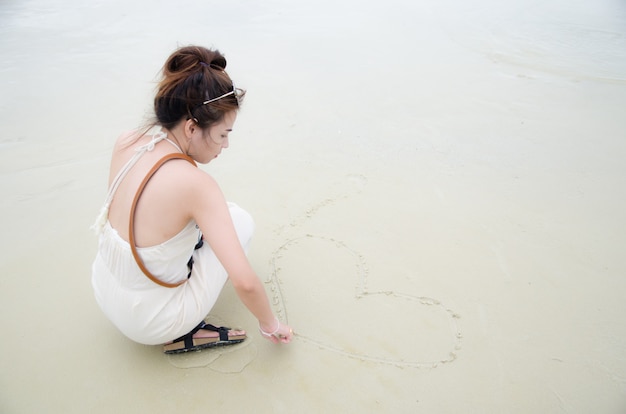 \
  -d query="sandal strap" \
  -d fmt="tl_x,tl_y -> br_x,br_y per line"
196,323 -> 230,341
202,324 -> 230,342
